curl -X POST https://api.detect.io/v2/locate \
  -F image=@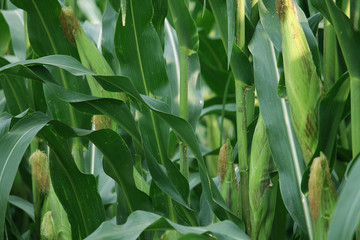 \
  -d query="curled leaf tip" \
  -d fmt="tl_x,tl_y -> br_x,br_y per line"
60,7 -> 81,45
